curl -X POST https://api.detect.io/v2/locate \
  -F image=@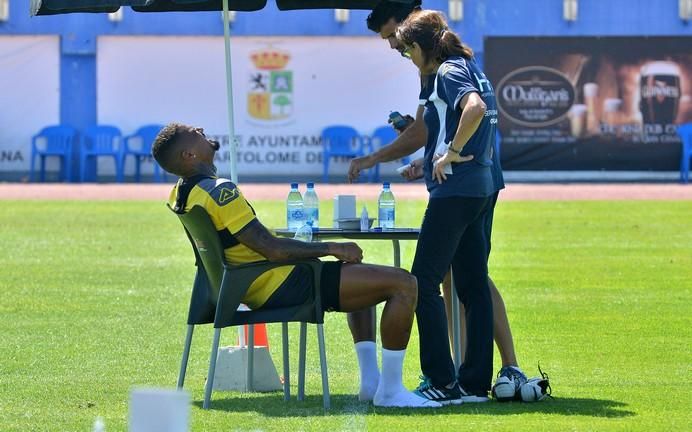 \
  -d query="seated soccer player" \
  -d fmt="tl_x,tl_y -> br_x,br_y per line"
152,123 -> 439,408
